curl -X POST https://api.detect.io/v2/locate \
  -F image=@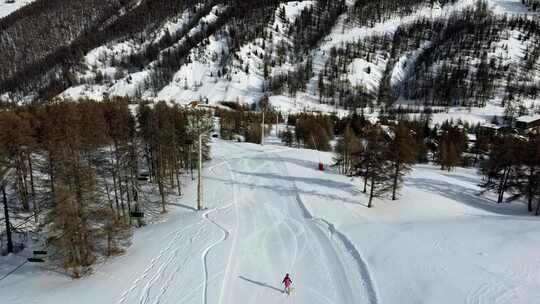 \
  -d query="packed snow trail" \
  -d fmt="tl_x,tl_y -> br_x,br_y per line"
212,141 -> 375,304
113,140 -> 376,304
